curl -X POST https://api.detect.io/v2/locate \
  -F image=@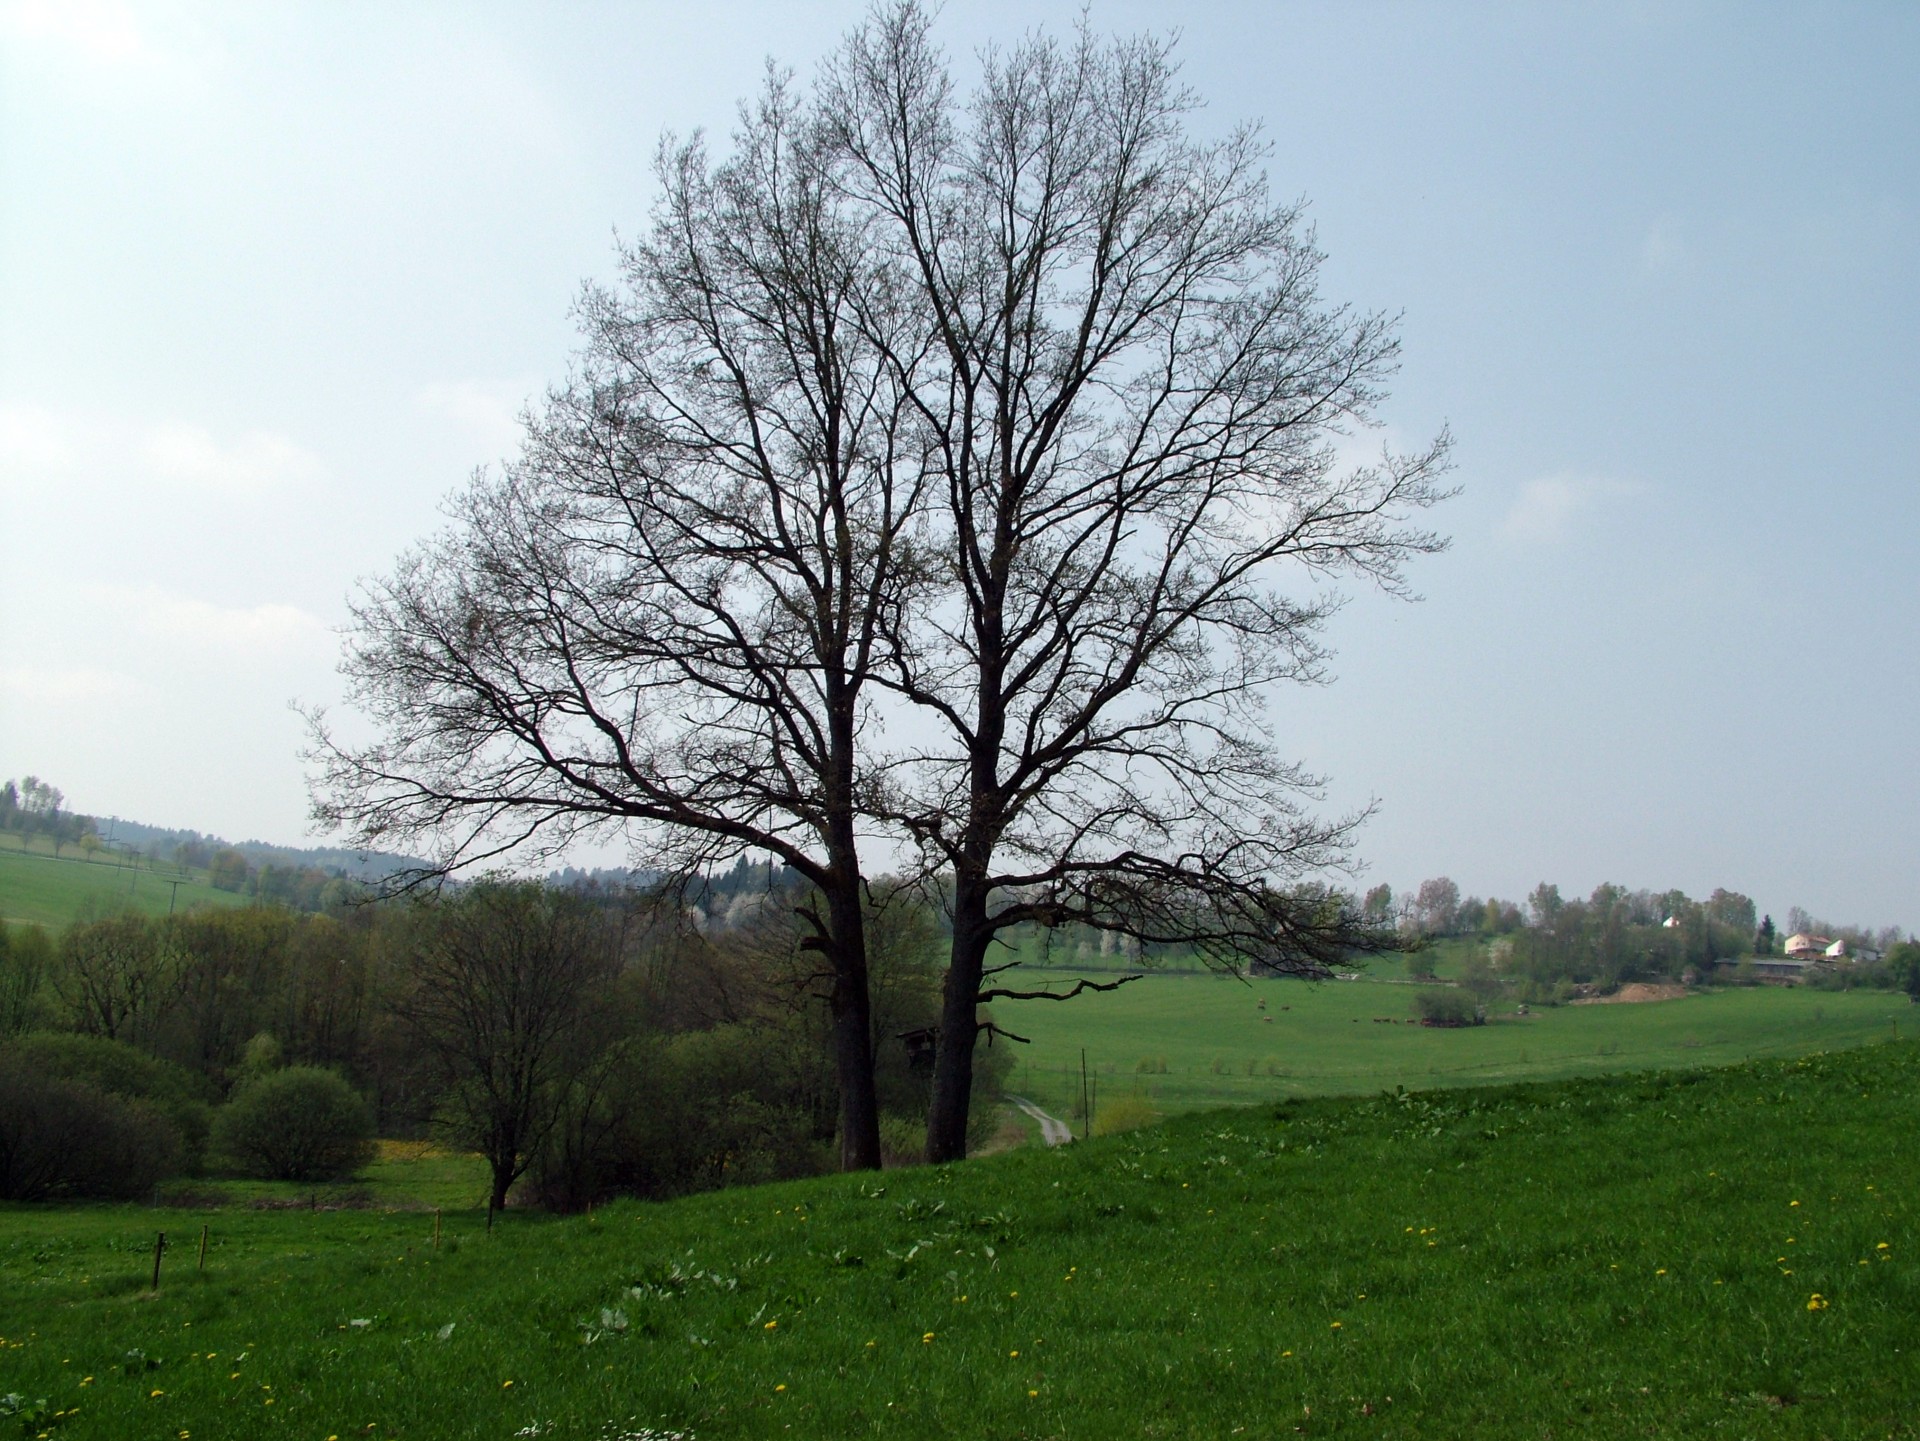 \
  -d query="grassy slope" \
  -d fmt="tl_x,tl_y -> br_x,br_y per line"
0,833 -> 241,928
999,967 -> 1913,1117
3,1042 -> 1916,1440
